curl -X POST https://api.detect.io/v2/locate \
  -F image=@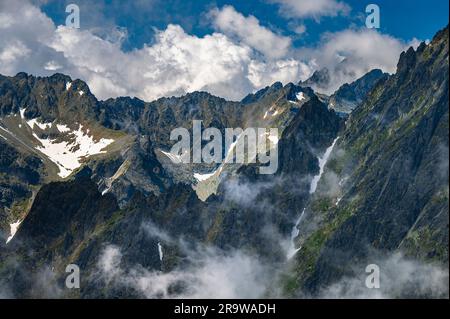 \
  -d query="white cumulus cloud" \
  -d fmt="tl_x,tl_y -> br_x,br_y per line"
0,0 -> 313,101
209,5 -> 292,59
297,28 -> 421,93
0,0 -> 420,102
